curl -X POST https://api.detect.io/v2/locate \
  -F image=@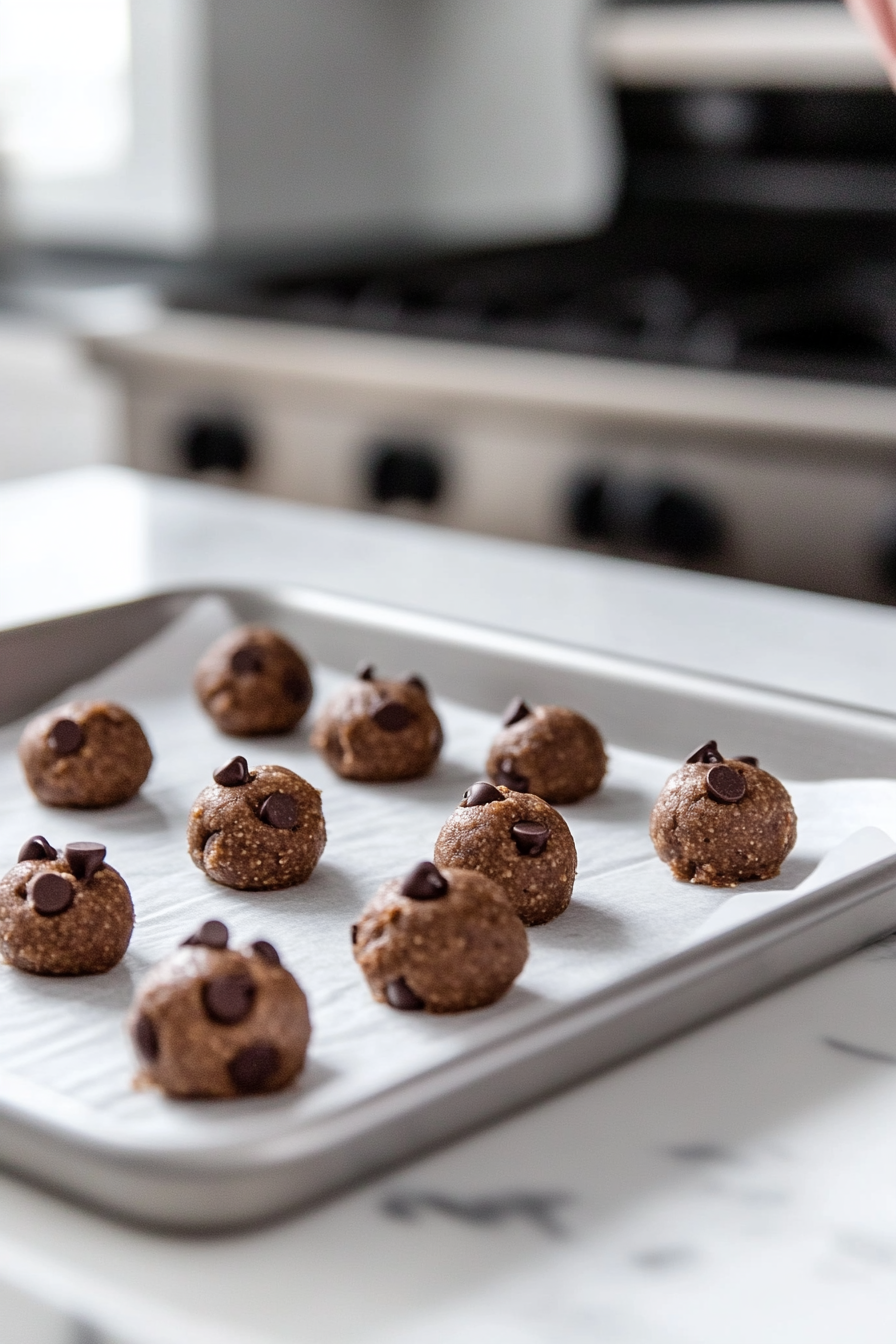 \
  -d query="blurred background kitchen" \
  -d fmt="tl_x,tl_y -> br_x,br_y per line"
2,0 -> 896,603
